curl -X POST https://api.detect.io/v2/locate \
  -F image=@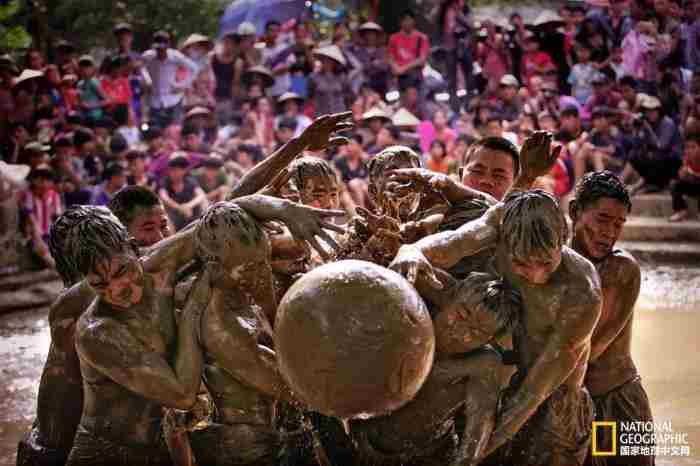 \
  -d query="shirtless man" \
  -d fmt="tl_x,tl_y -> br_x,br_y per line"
108,186 -> 172,248
63,195 -> 344,466
569,171 -> 654,466
16,207 -> 121,466
391,156 -> 602,465
348,271 -> 520,466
